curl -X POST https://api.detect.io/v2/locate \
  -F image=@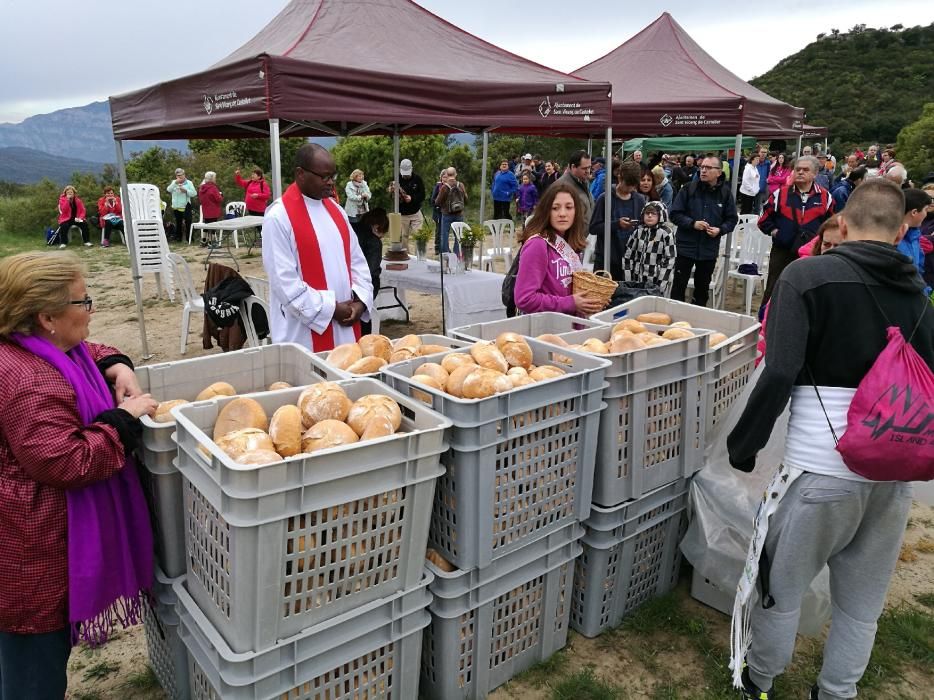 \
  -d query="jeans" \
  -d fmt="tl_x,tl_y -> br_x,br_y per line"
670,256 -> 716,306
440,214 -> 462,254
493,200 -> 511,220
0,628 -> 71,700
173,204 -> 192,242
